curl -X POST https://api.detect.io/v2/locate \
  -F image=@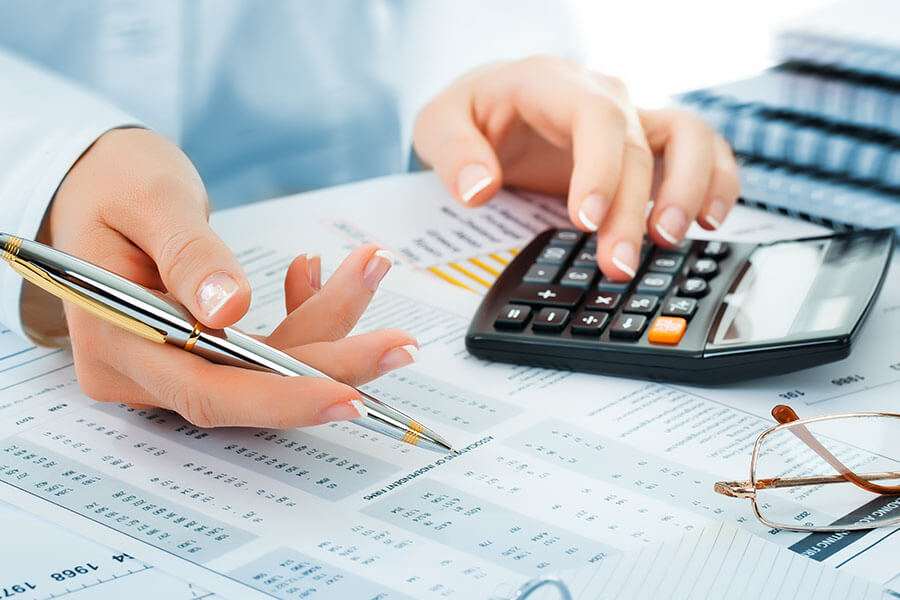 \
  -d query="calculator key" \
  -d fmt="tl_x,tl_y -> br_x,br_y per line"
536,245 -> 572,265
668,238 -> 694,254
662,297 -> 698,319
523,264 -> 560,284
584,291 -> 622,311
624,294 -> 659,314
550,229 -> 583,247
510,284 -> 583,307
560,267 -> 597,288
596,275 -> 630,292
648,251 -> 685,274
572,249 -> 597,267
679,277 -> 709,298
635,273 -> 673,295
648,316 -> 687,344
609,314 -> 648,339
494,304 -> 532,329
689,258 -> 719,279
532,307 -> 570,332
702,241 -> 730,259
570,310 -> 609,335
